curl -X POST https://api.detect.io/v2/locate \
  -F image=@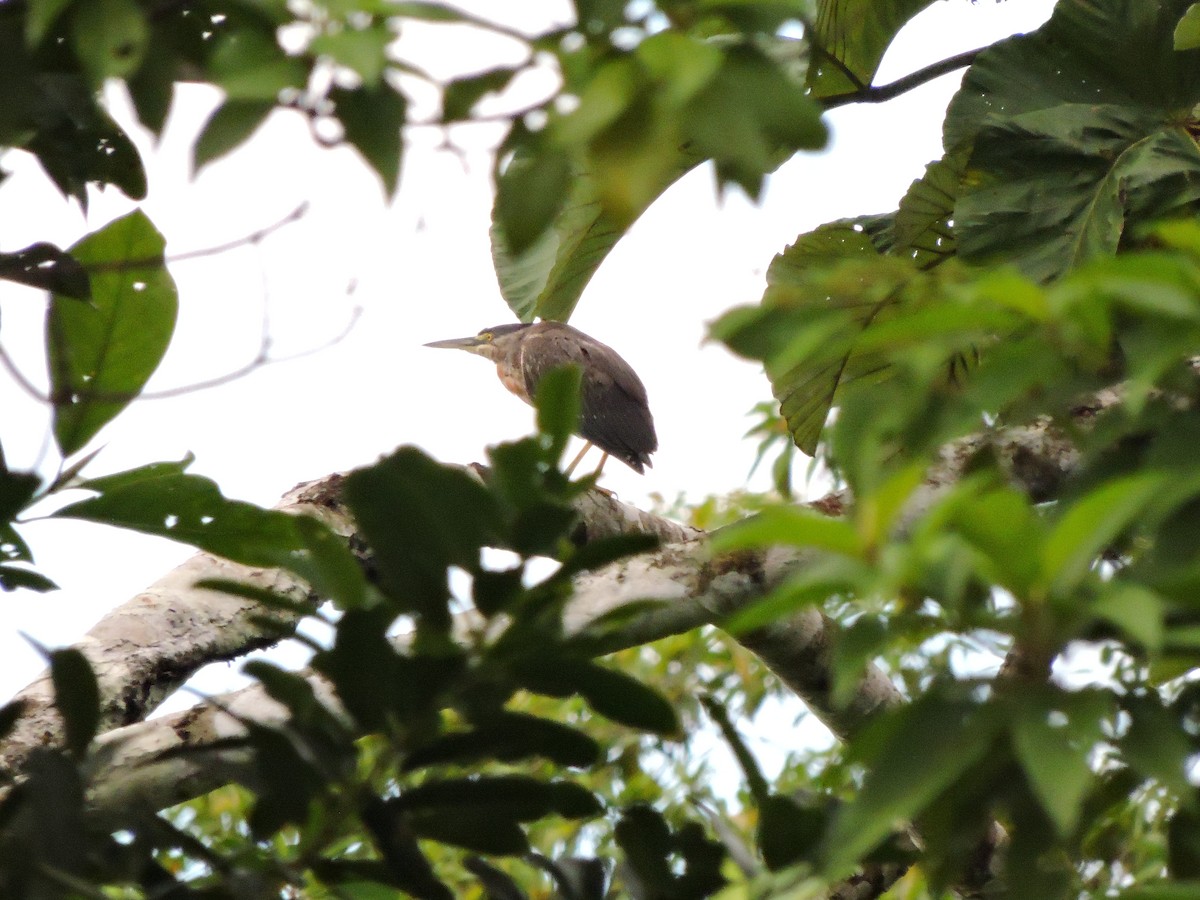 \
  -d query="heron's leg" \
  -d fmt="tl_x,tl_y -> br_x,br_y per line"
565,441 -> 594,476
592,452 -> 609,478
